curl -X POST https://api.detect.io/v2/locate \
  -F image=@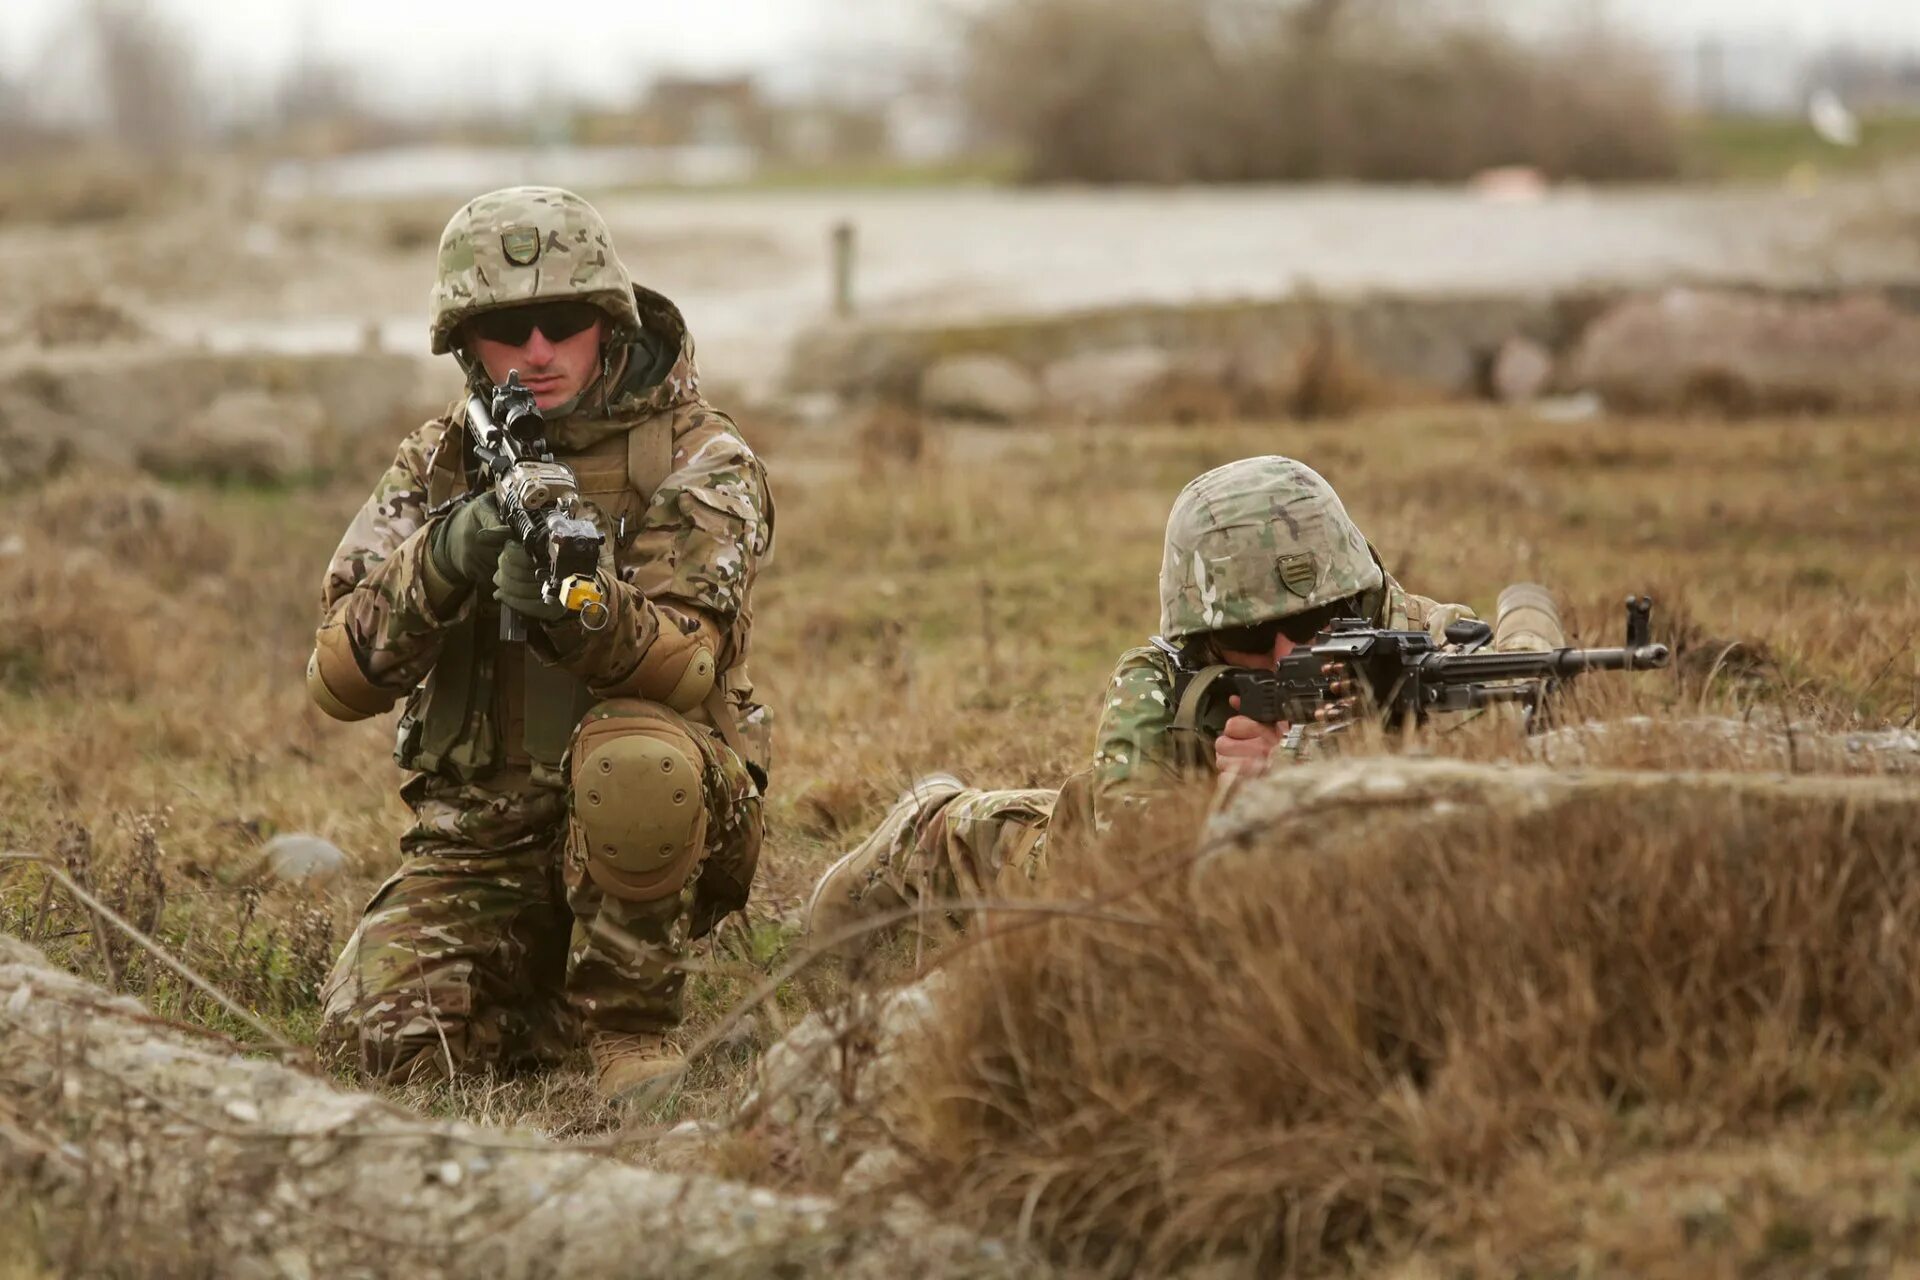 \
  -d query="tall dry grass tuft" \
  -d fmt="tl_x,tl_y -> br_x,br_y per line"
889,765 -> 1920,1274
